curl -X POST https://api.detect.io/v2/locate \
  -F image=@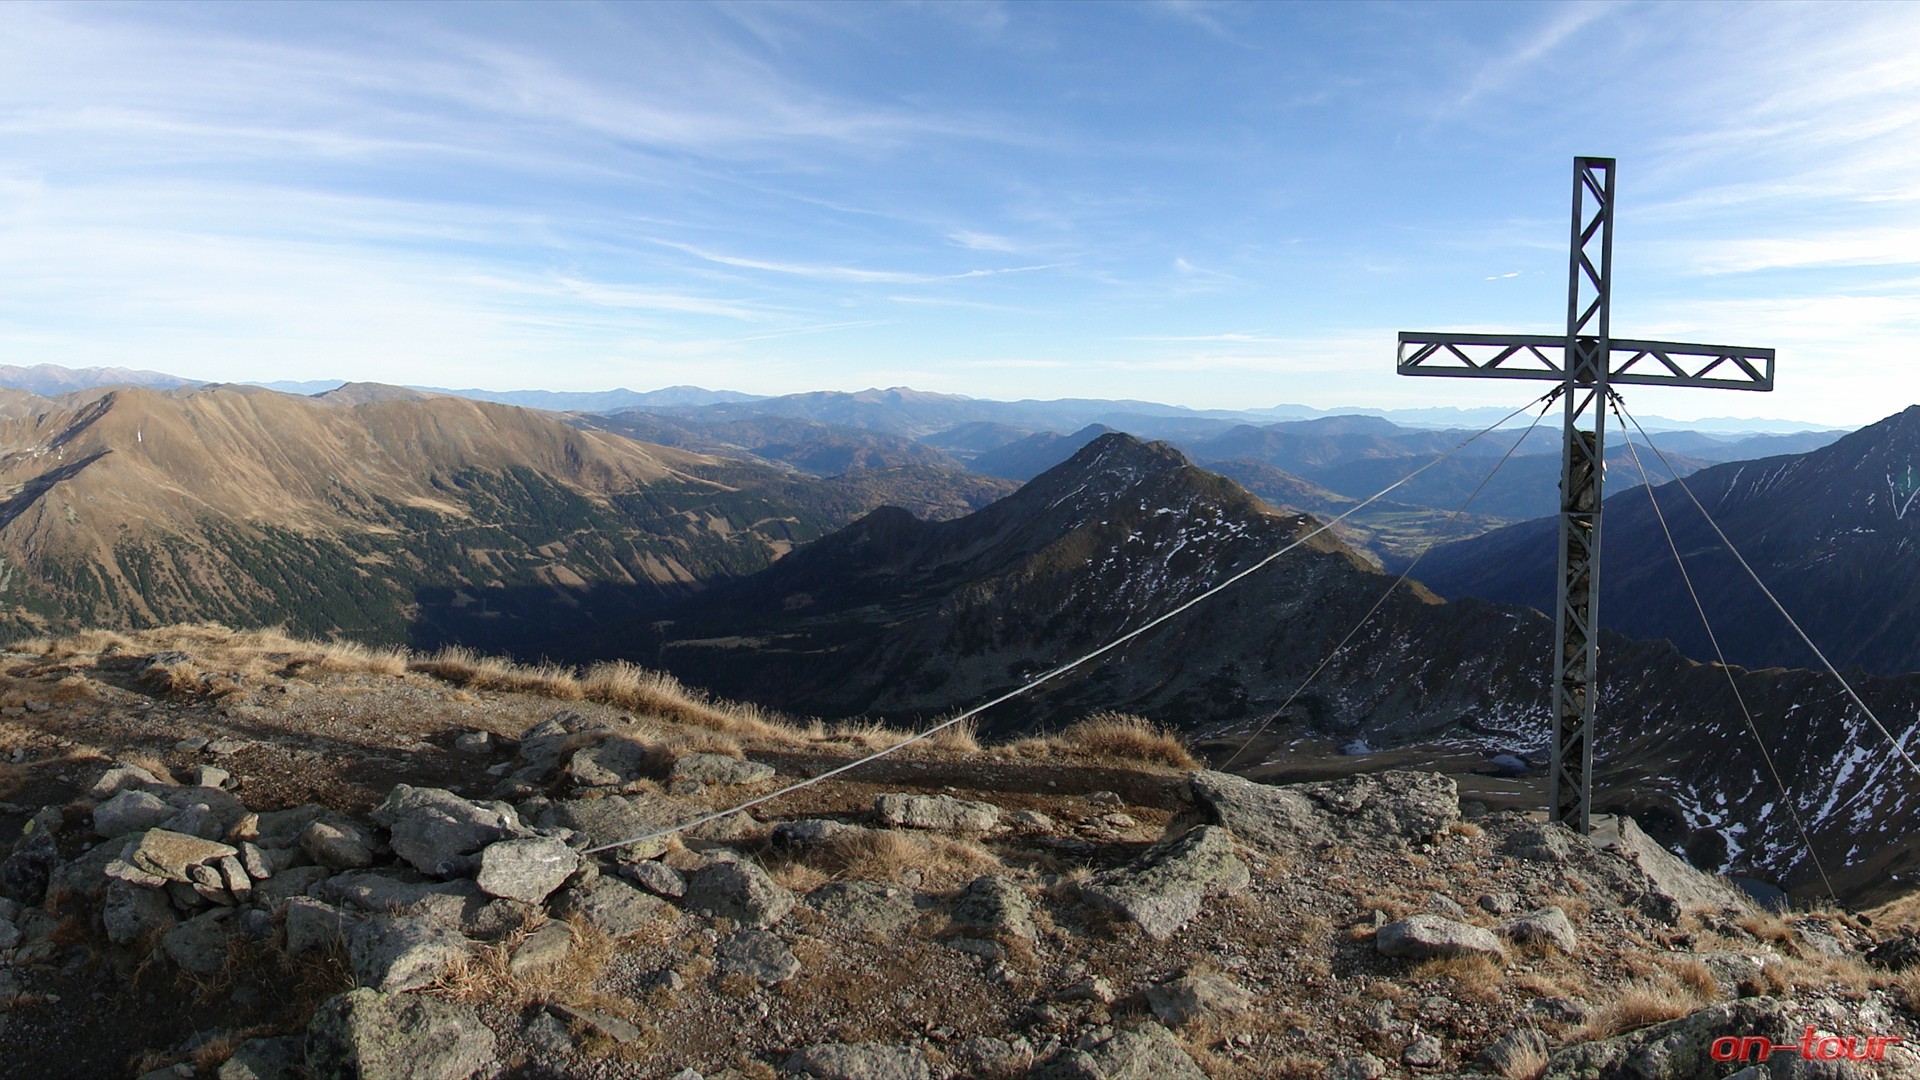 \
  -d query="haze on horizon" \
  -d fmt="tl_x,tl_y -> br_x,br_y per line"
3,1 -> 1918,427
